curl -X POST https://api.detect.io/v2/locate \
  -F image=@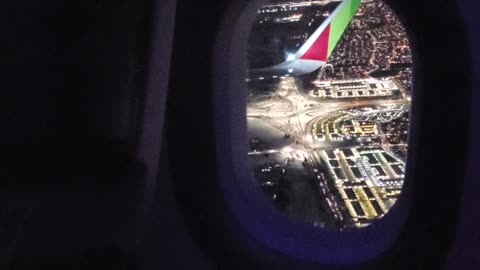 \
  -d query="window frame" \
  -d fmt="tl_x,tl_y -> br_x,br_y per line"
166,0 -> 471,268
212,0 -> 412,264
